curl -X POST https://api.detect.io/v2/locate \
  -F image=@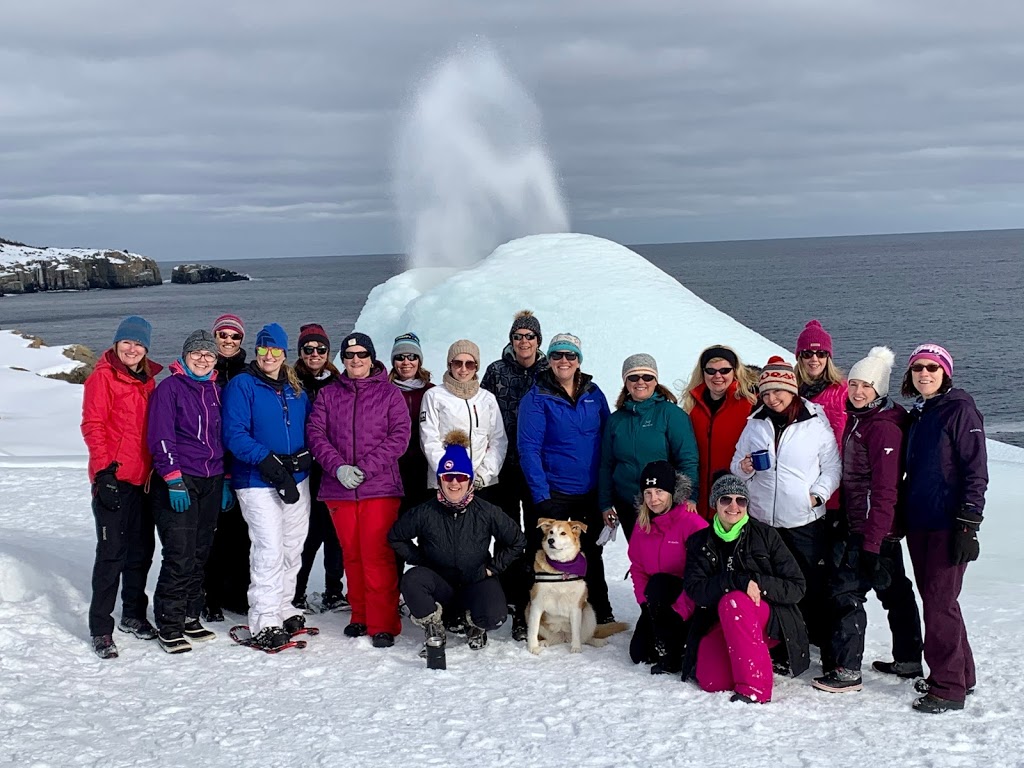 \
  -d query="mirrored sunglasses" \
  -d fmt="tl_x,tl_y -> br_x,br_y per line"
440,473 -> 470,483
256,346 -> 285,359
717,495 -> 748,508
626,373 -> 656,383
